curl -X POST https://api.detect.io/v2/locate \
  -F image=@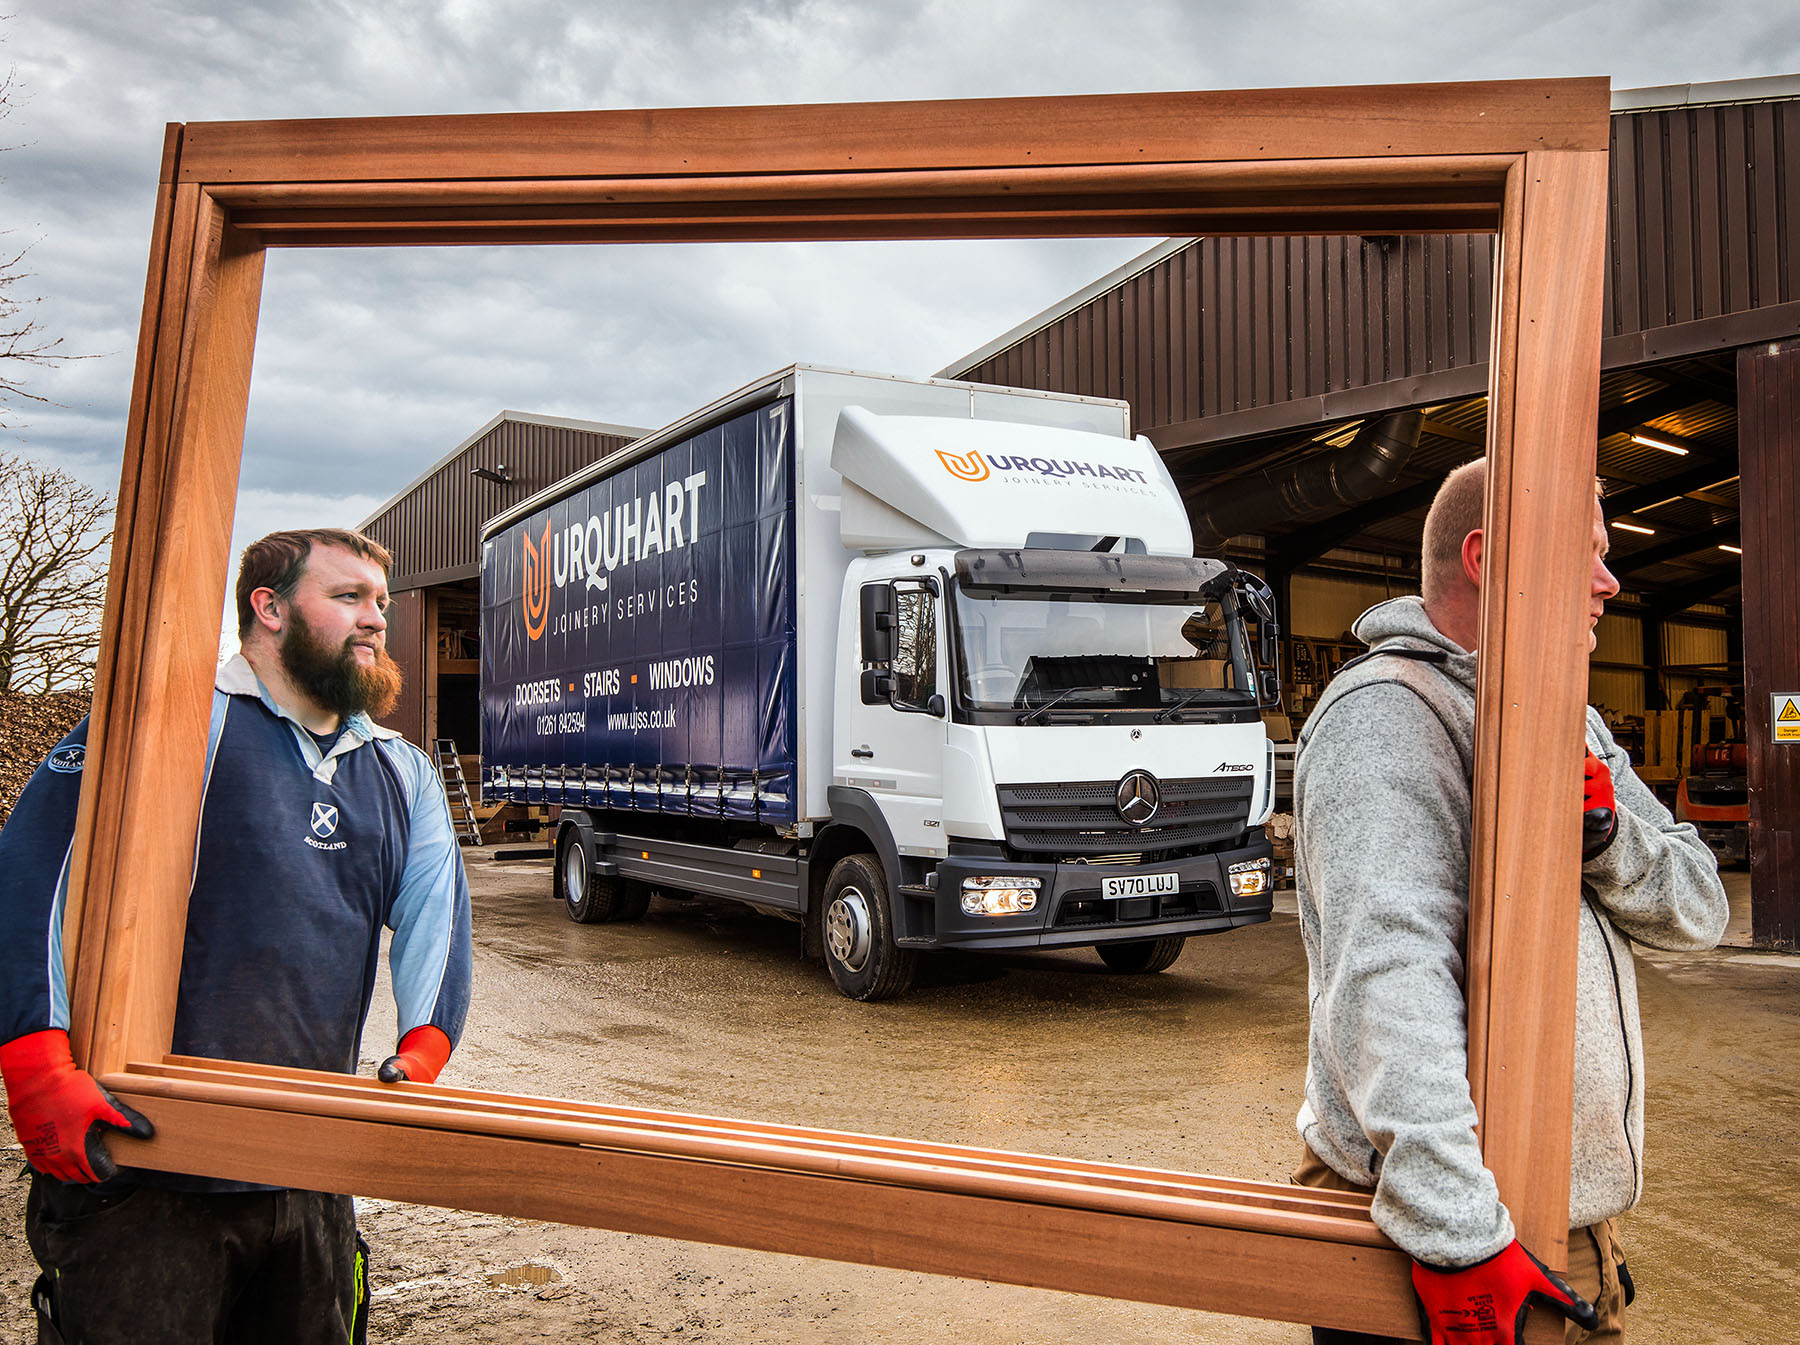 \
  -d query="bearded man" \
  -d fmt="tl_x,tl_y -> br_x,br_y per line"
0,528 -> 473,1345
